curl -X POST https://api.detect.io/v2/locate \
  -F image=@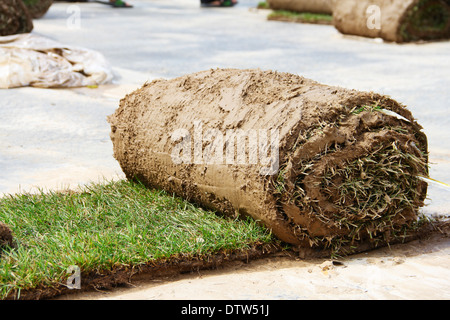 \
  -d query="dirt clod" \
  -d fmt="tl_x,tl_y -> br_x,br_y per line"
0,221 -> 13,249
